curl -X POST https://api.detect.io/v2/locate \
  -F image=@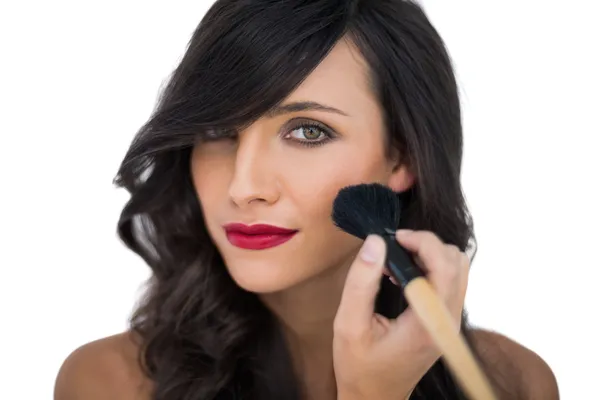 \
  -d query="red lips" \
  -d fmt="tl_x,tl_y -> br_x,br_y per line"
223,223 -> 298,250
